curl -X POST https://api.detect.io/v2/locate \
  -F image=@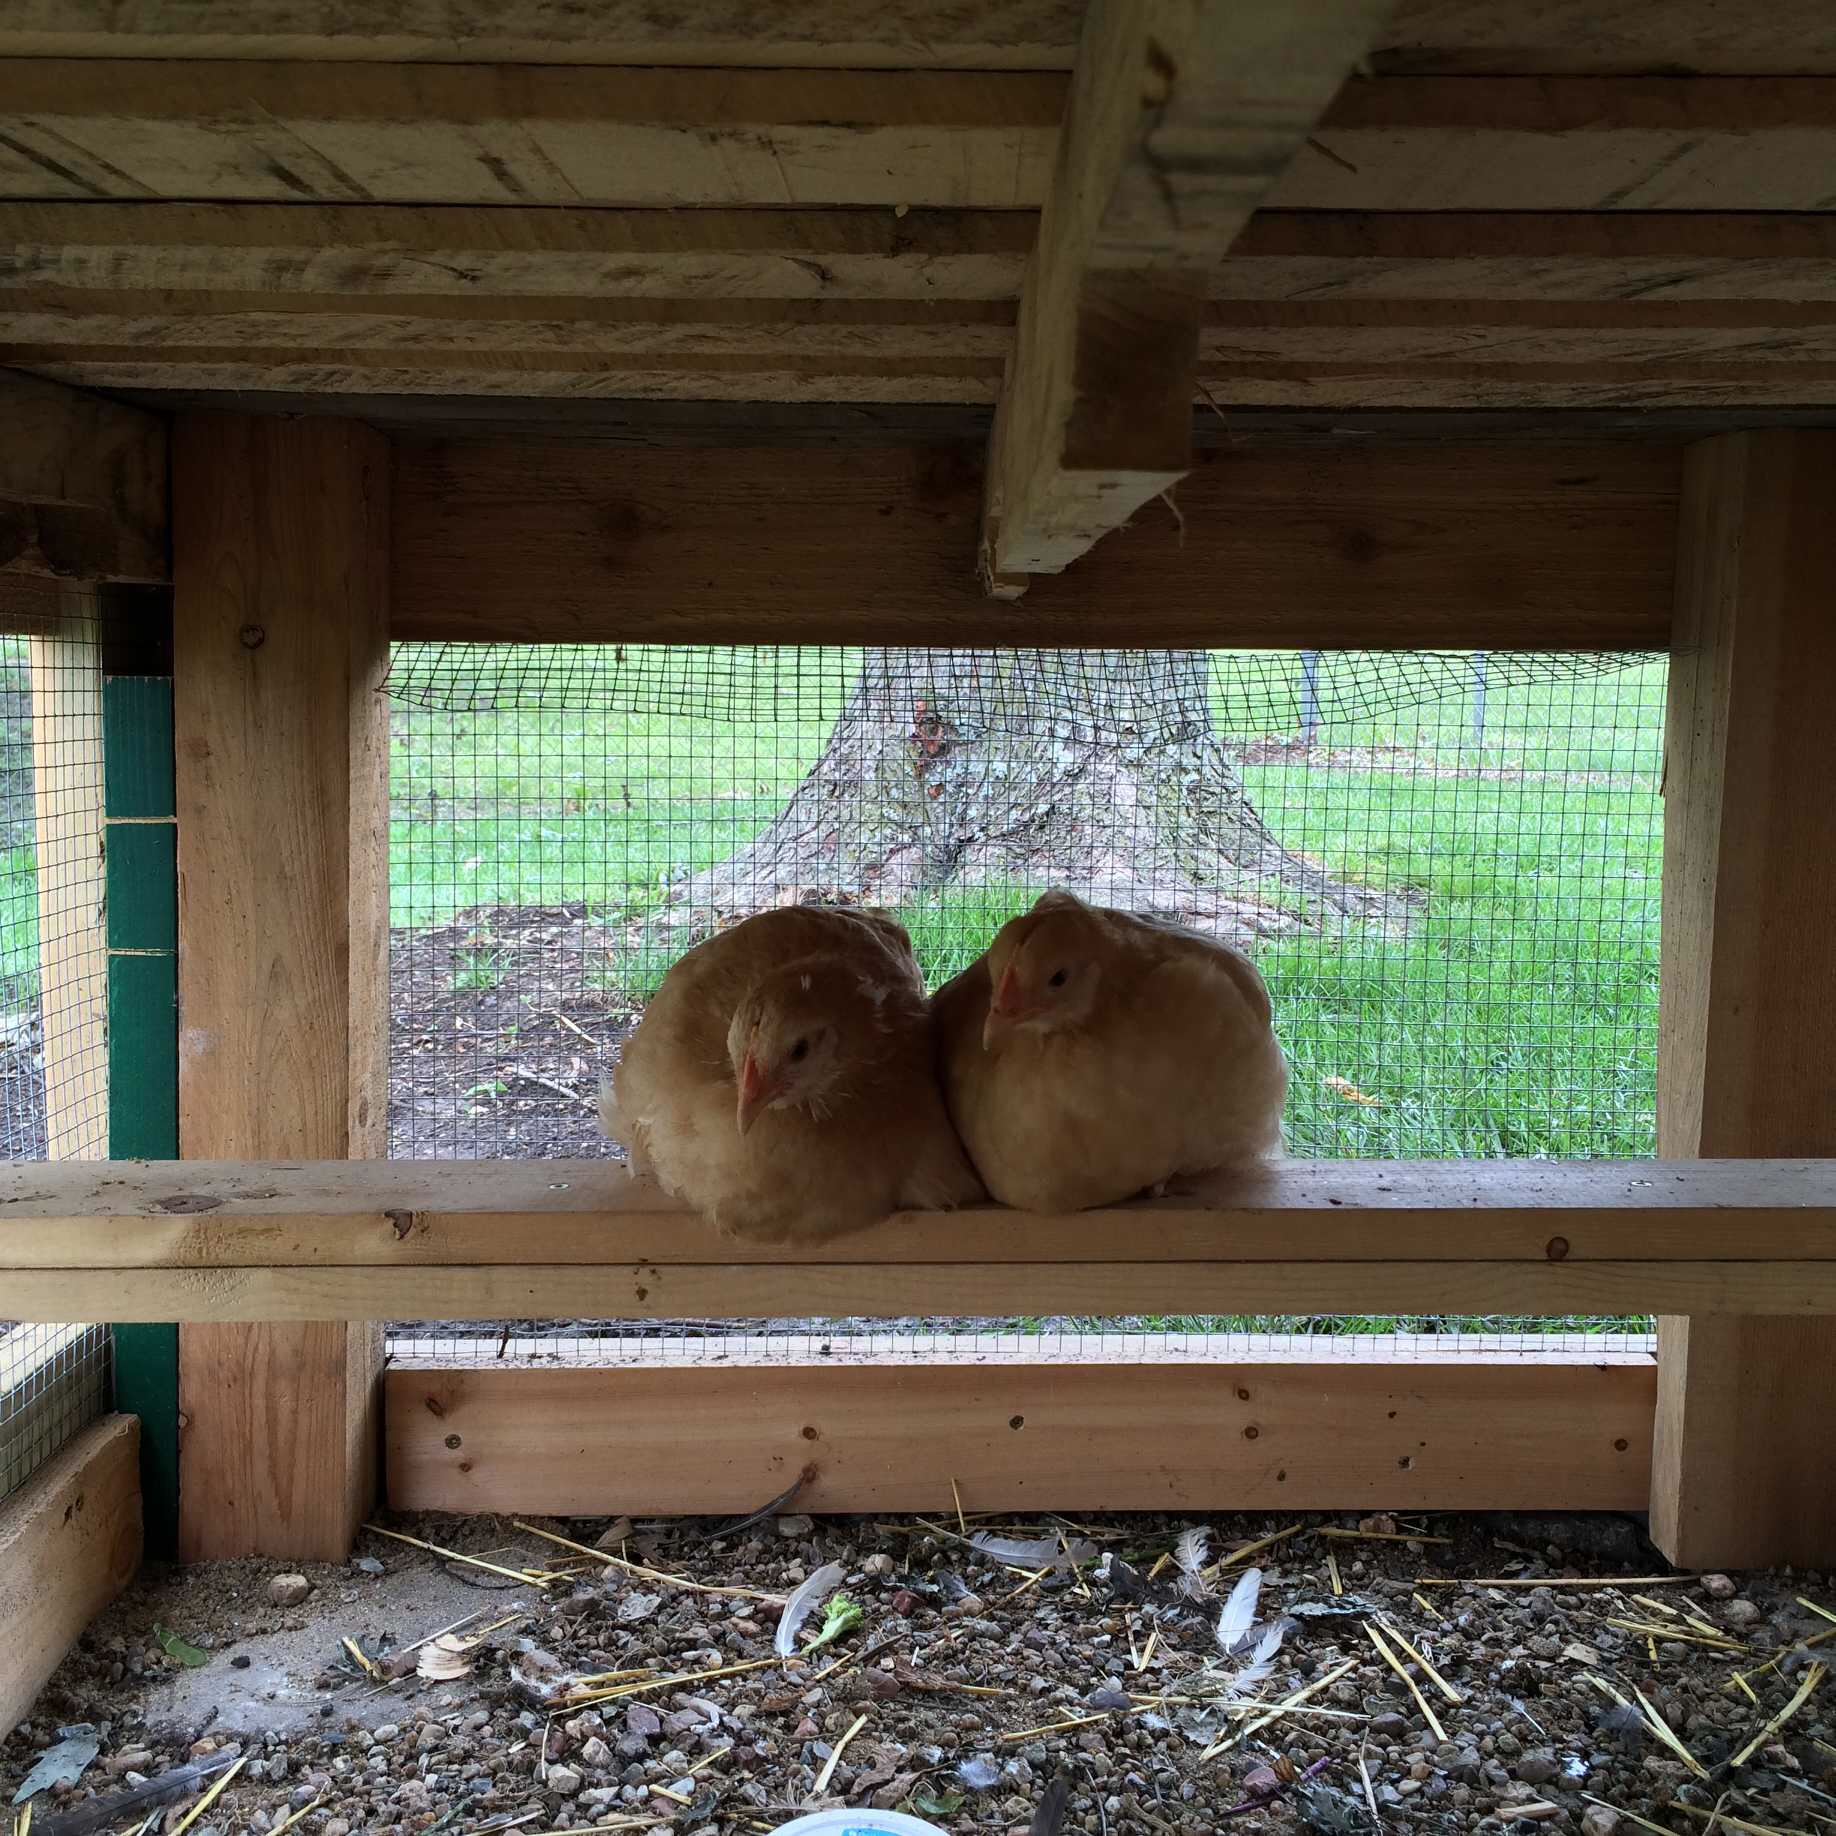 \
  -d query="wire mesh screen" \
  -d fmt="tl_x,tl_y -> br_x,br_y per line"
384,645 -> 1665,1364
0,593 -> 111,1500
